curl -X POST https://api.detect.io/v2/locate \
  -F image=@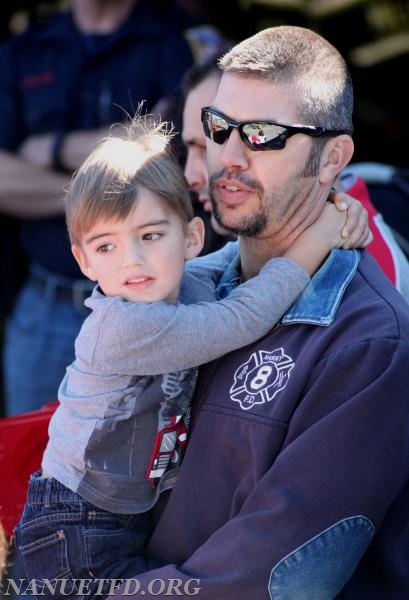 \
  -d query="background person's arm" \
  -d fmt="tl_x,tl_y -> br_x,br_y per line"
0,149 -> 68,217
18,127 -> 116,172
0,38 -> 67,218
0,128 -> 114,218
0,36 -> 117,218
